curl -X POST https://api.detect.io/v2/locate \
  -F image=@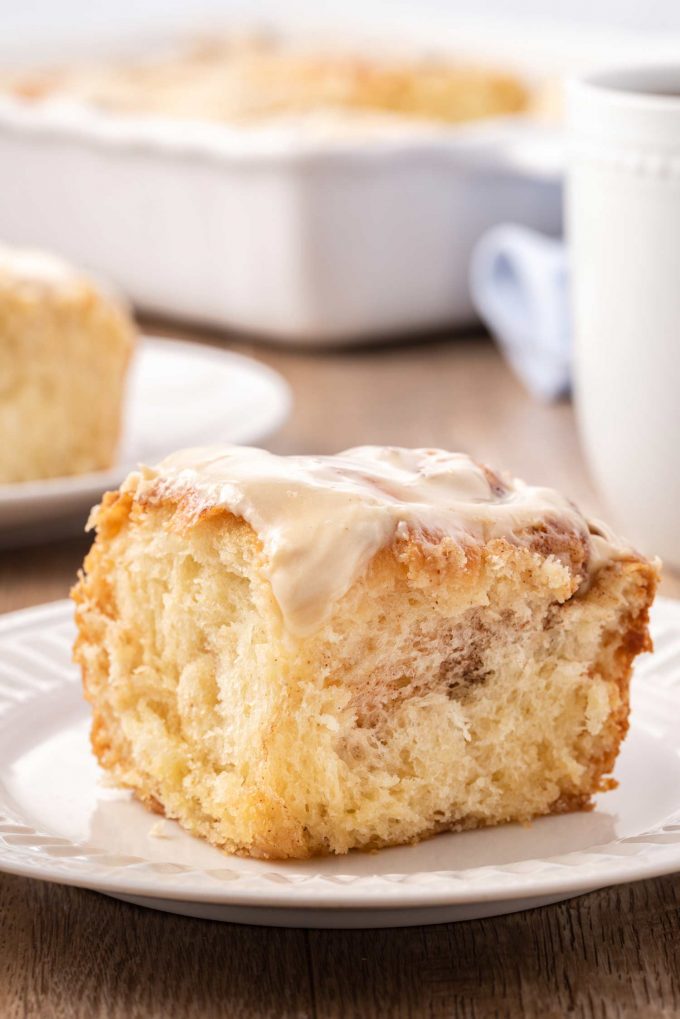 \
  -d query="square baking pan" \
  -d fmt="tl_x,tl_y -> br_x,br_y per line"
0,93 -> 562,344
